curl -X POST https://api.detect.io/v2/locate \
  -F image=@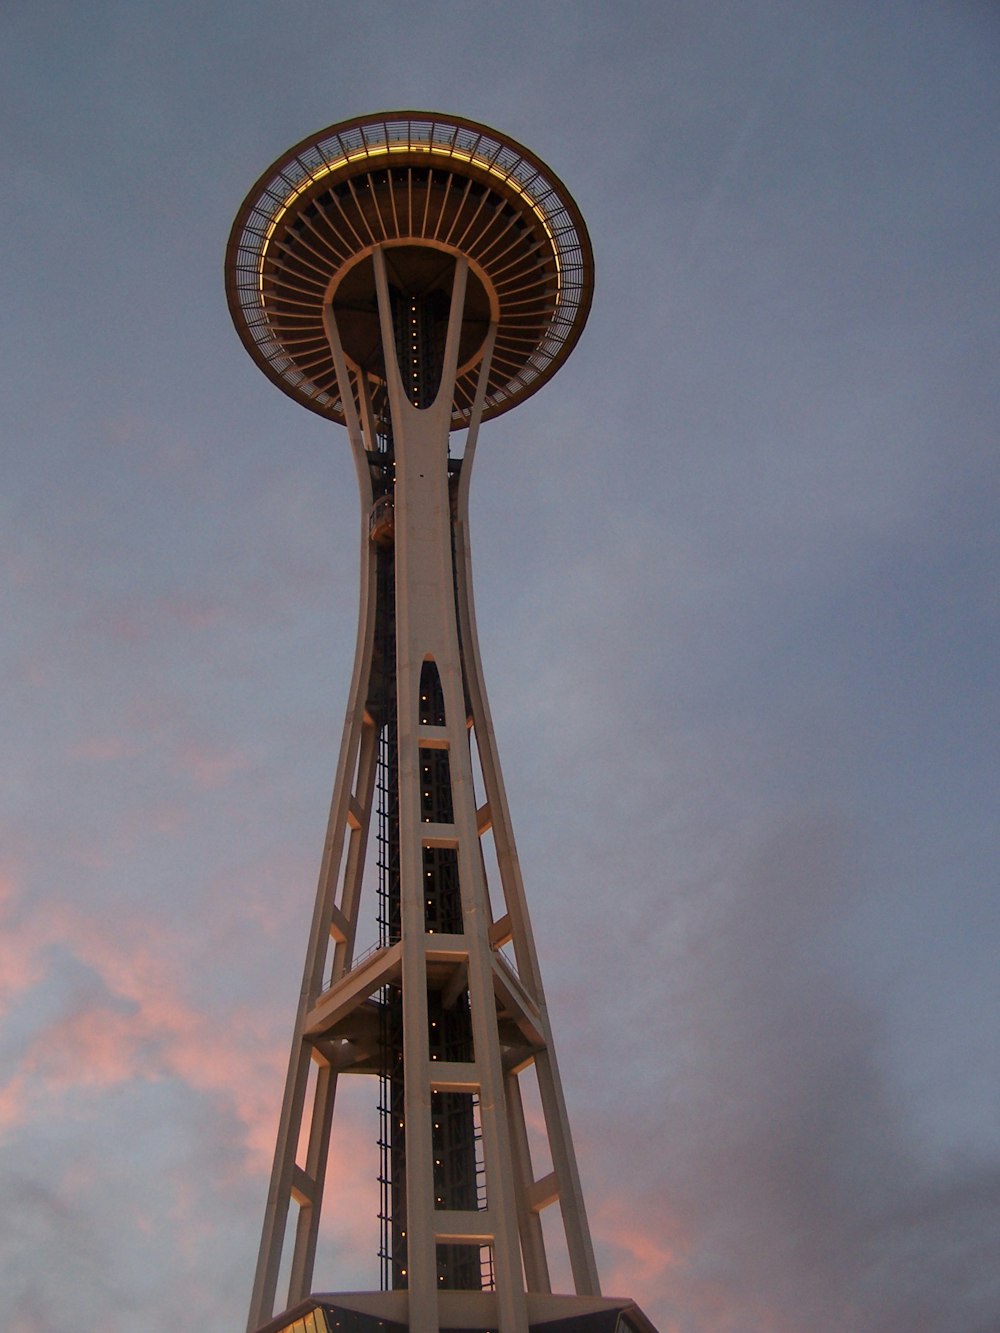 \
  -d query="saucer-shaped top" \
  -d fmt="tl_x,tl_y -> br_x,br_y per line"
225,112 -> 594,428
